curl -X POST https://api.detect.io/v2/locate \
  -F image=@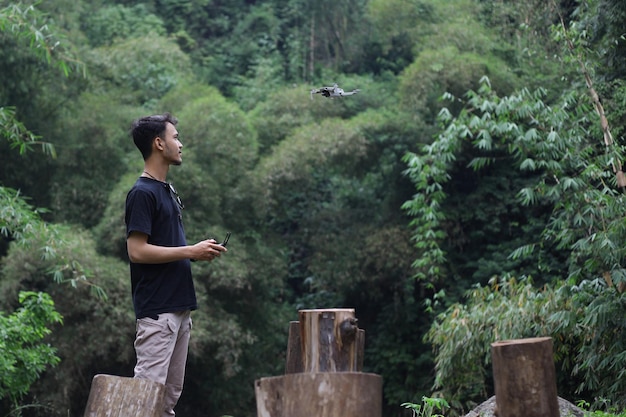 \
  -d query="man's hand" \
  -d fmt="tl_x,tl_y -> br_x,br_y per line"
190,239 -> 227,261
